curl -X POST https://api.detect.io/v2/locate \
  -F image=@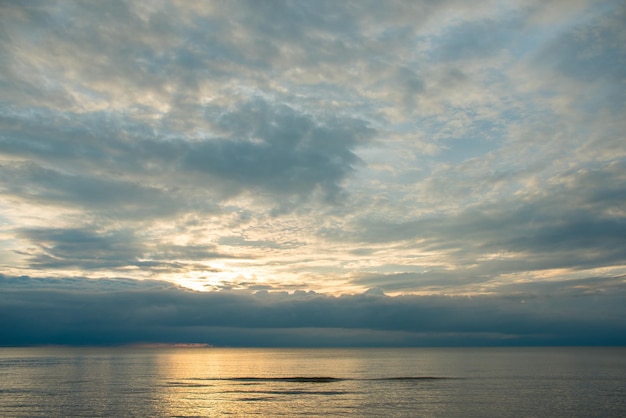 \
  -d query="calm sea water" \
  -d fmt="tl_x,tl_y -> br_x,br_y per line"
0,347 -> 624,417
